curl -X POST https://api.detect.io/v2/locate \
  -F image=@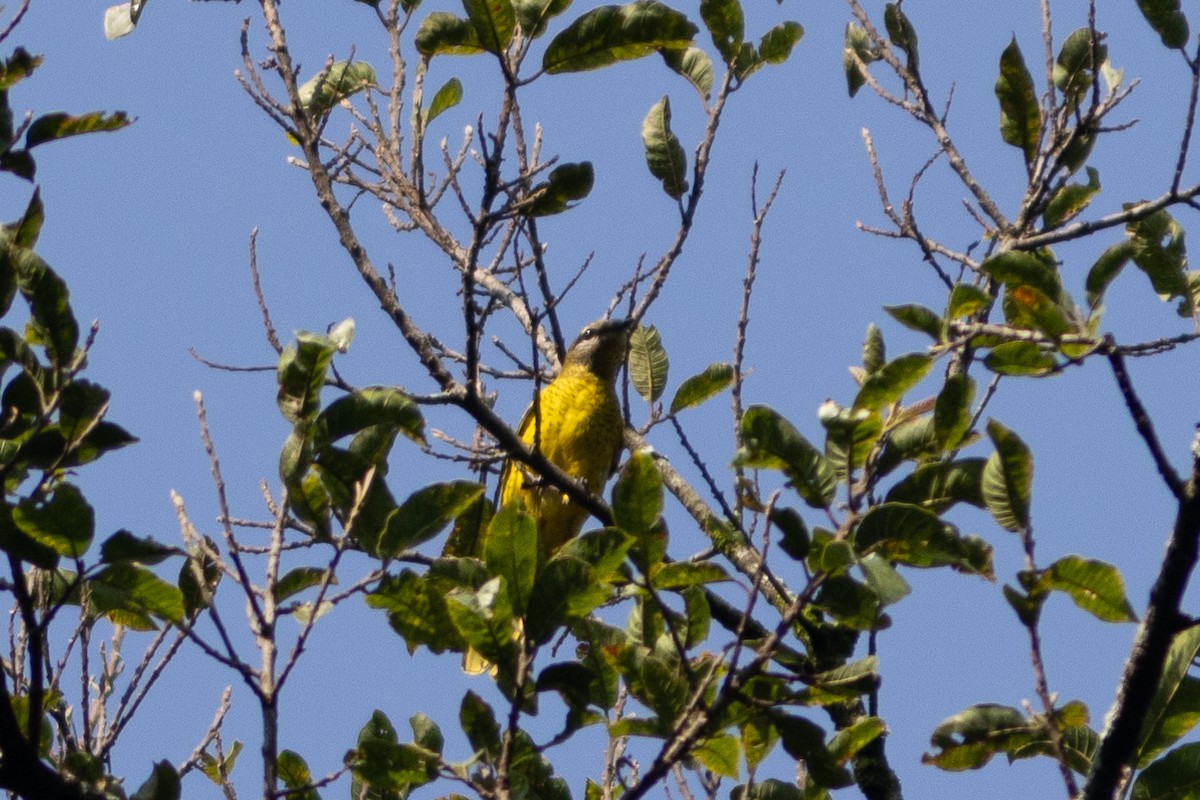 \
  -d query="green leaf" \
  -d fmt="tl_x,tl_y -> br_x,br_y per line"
883,4 -> 918,70
296,61 -> 377,118
843,22 -> 878,98
526,555 -> 608,642
459,691 -> 502,759
933,374 -> 974,450
131,761 -> 181,800
699,0 -> 743,63
277,332 -> 337,426
0,48 -> 40,90
628,324 -> 669,403
12,187 -> 43,249
277,751 -> 321,800
527,161 -> 595,216
757,21 -> 803,65
1040,555 -> 1136,623
12,247 -> 78,368
642,96 -> 688,199
14,483 -> 93,558
612,450 -> 663,536
316,386 -> 425,448
820,404 -> 882,479
770,506 -> 809,561
463,0 -> 516,53
25,111 -> 130,149
1126,209 -> 1191,312
1137,627 -> 1200,767
446,577 -> 515,663
92,563 -> 185,627
425,77 -> 463,125
377,481 -> 485,557
740,716 -> 779,770
735,405 -> 836,509
692,733 -> 739,778
982,419 -> 1033,533
1132,742 -> 1200,800
670,362 -> 733,414
1133,0 -> 1189,49
853,353 -> 932,411
947,284 -> 990,319
1086,240 -> 1133,309
366,570 -> 465,655
542,0 -> 698,74
415,12 -> 486,57
514,0 -> 572,39
859,553 -> 911,606
660,46 -> 714,99
485,500 -> 539,615
100,531 -> 179,565
854,502 -> 993,577
883,304 -> 942,340
274,567 -> 333,604
650,561 -> 729,590
806,528 -> 854,576
1054,29 -> 1107,109
983,341 -> 1057,377
884,459 -> 986,513
996,37 -> 1041,165
1044,167 -> 1101,228
981,250 -> 1063,300
829,716 -> 887,763
923,704 -> 1031,770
